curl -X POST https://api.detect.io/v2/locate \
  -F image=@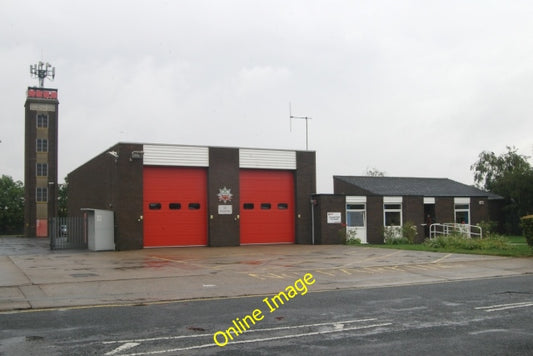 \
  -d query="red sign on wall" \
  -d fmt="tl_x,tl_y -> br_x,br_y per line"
27,88 -> 58,100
